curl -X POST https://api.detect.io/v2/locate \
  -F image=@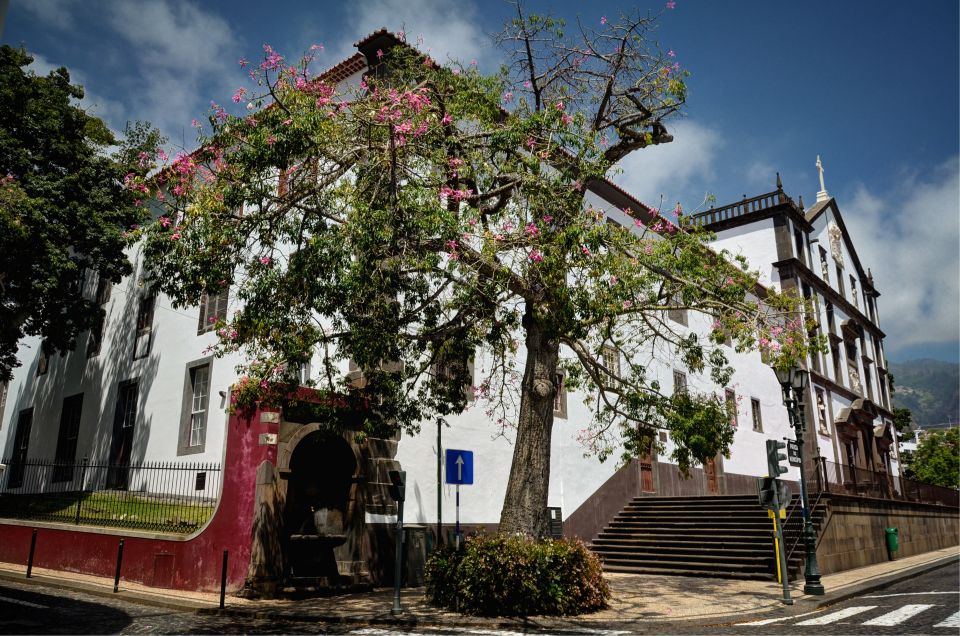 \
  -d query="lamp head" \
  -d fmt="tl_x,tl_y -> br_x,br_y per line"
792,368 -> 809,393
773,365 -> 793,388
